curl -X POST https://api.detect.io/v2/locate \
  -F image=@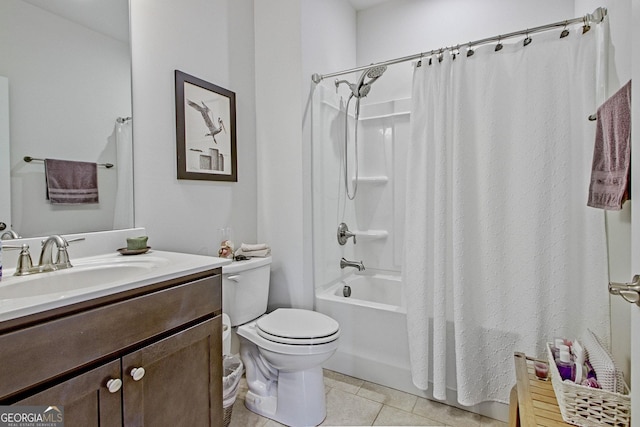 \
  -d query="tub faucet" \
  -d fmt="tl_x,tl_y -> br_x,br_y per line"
340,257 -> 365,271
